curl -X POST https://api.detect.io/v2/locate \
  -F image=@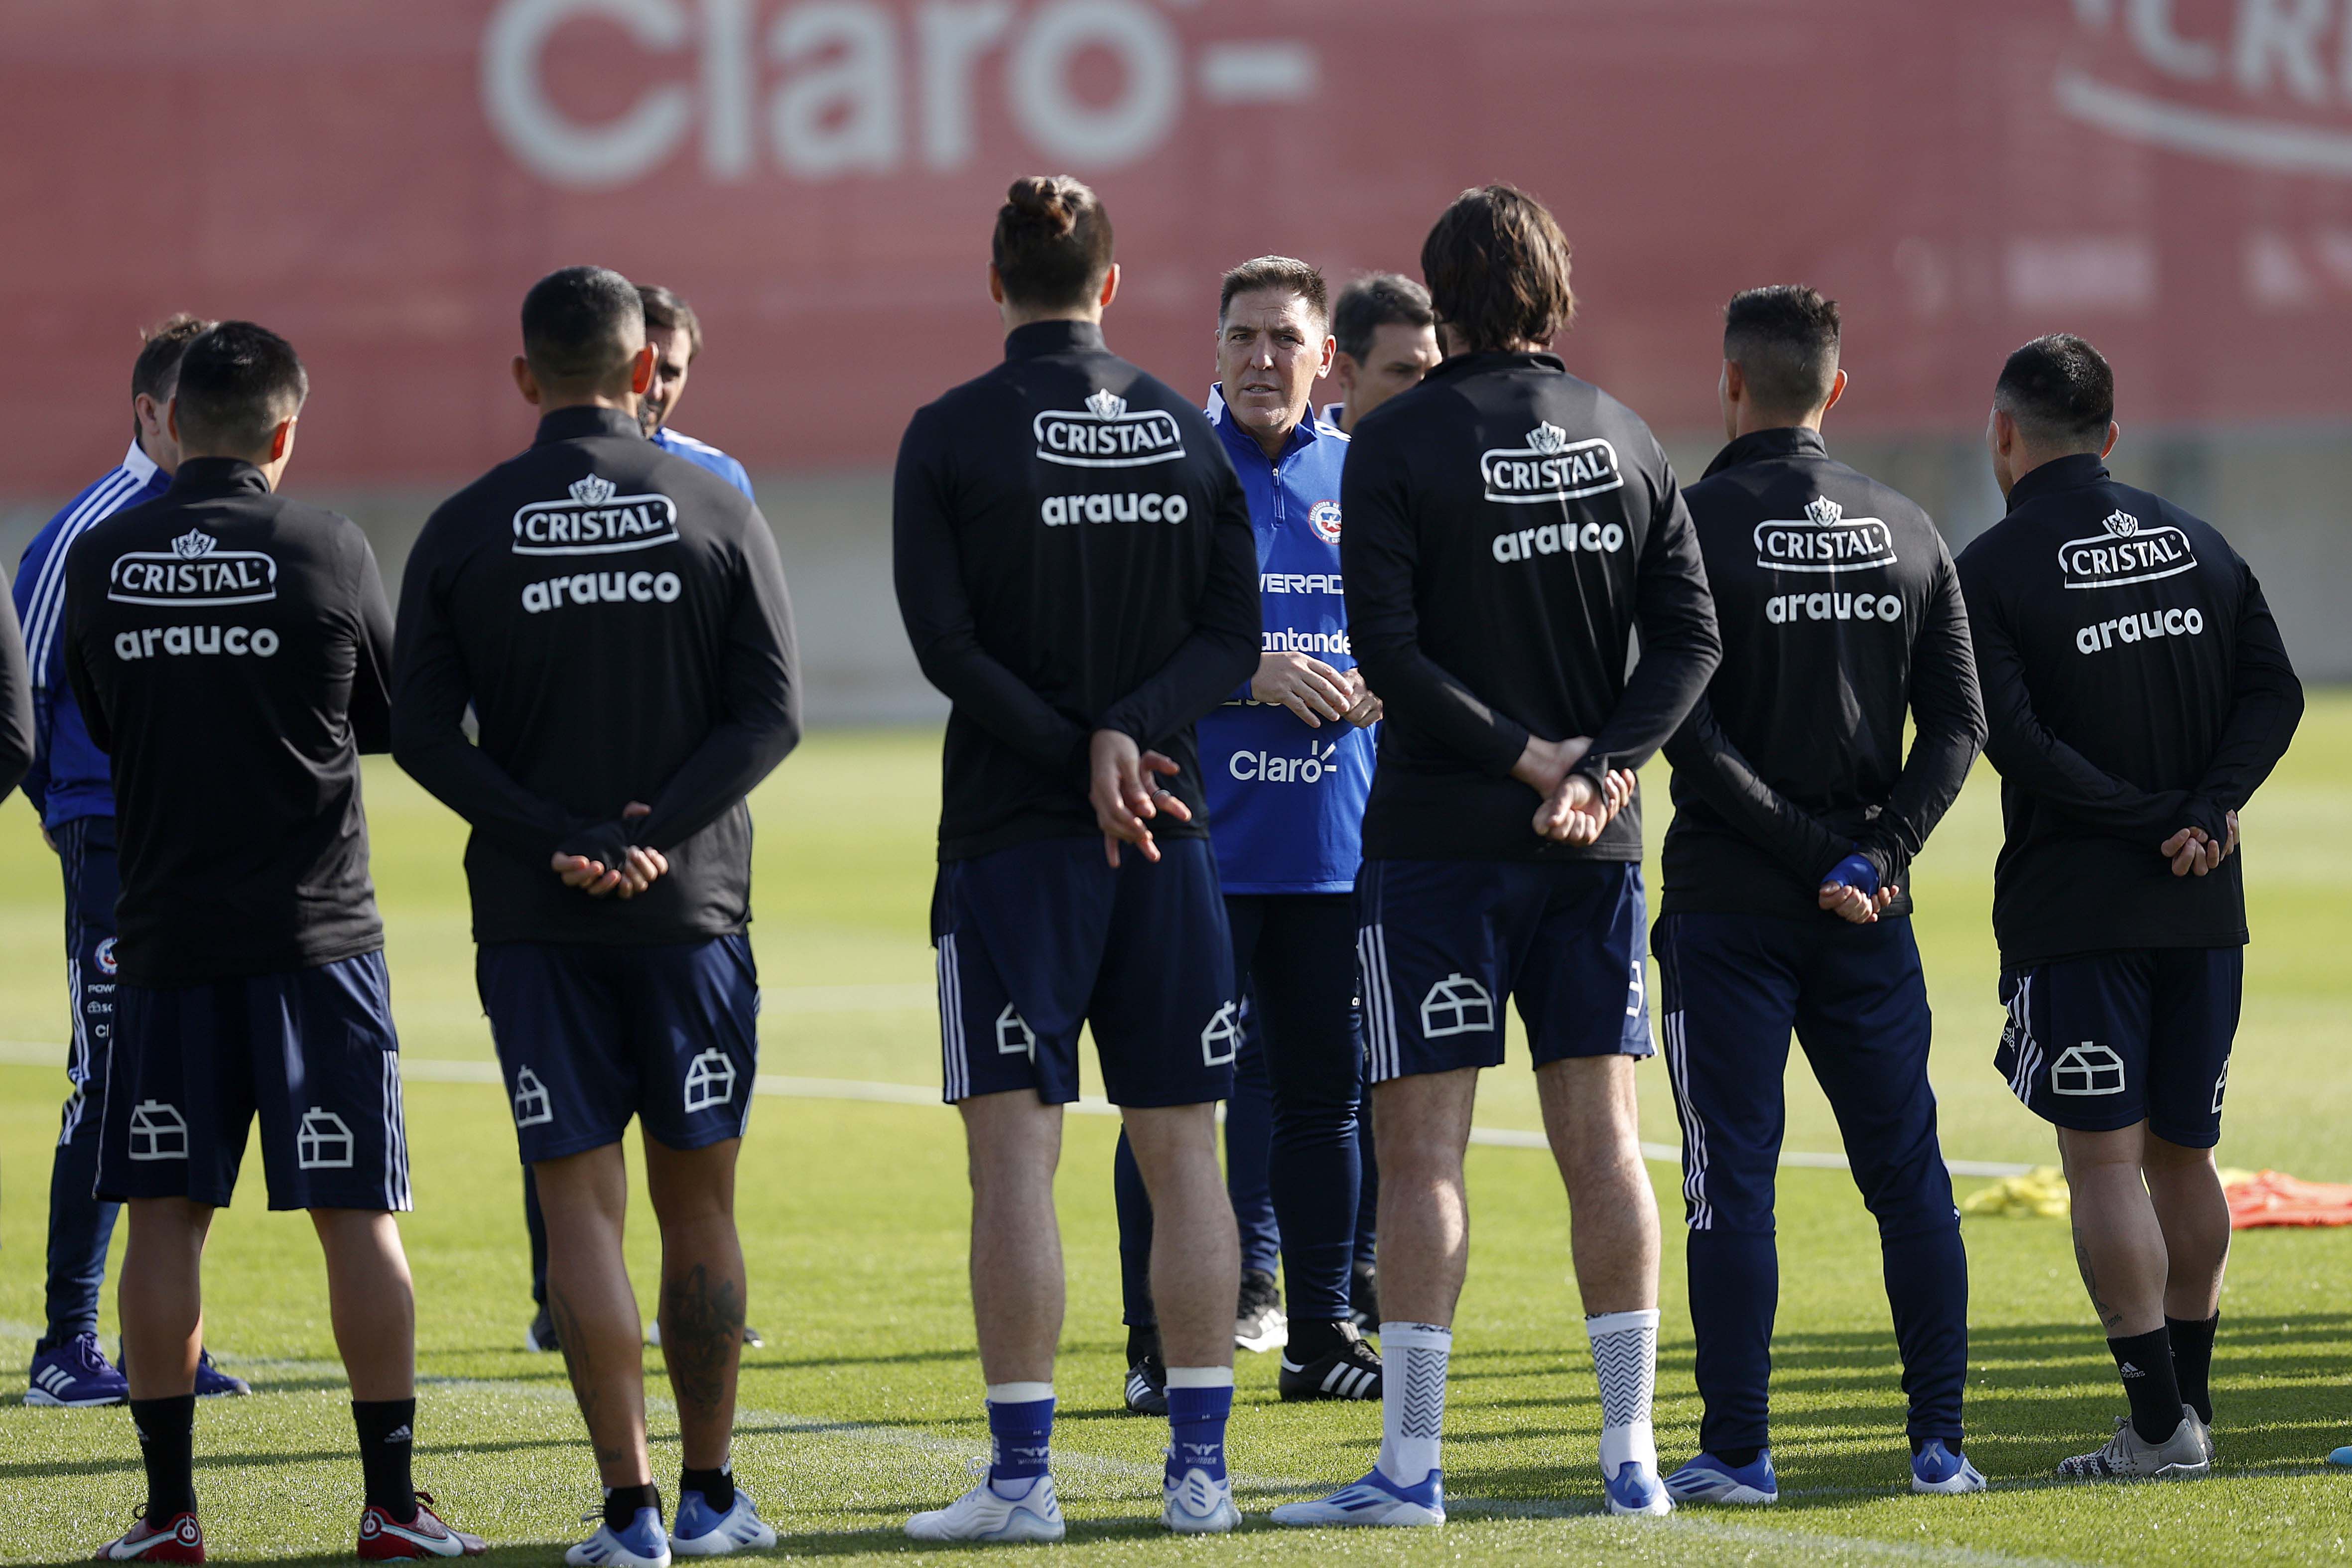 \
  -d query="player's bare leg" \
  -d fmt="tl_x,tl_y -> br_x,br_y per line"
2145,1131 -> 2229,1459
311,1210 -> 415,1400
644,1136 -> 746,1470
120,1198 -> 211,1400
533,1145 -> 653,1489
1123,1101 -> 1241,1531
